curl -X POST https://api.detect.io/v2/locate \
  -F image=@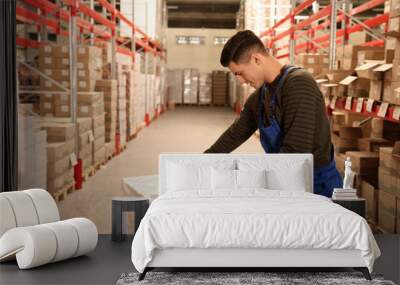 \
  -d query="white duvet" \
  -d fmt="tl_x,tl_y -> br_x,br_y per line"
131,190 -> 380,273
